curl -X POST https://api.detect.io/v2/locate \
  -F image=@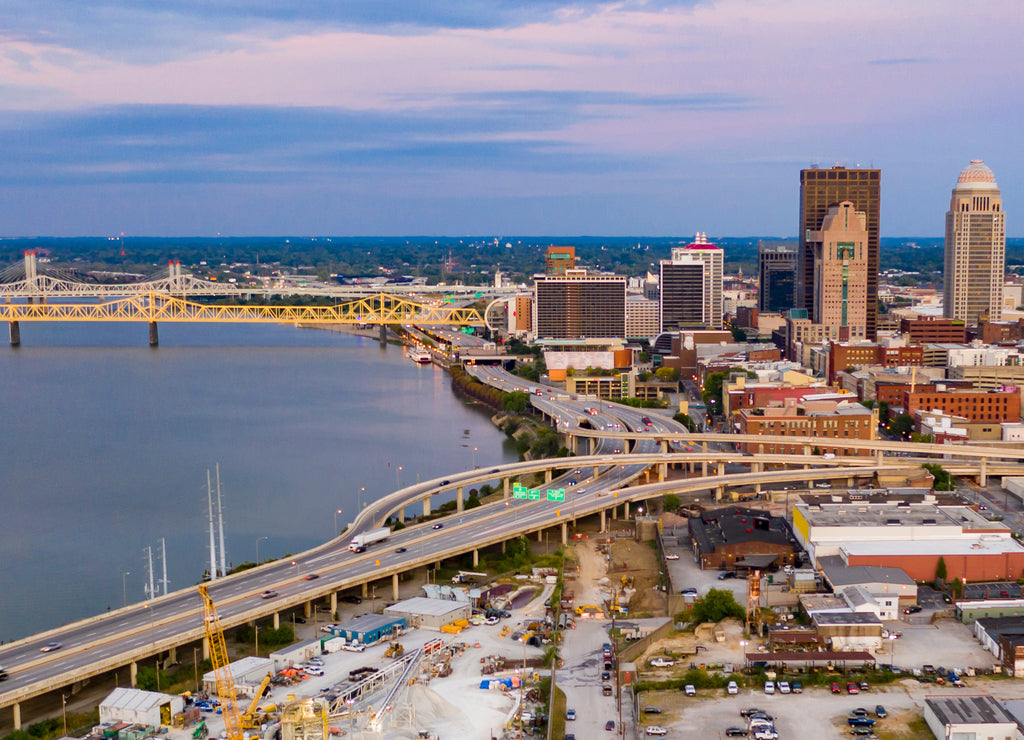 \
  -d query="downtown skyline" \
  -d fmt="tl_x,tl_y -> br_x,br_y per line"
0,0 -> 1020,237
